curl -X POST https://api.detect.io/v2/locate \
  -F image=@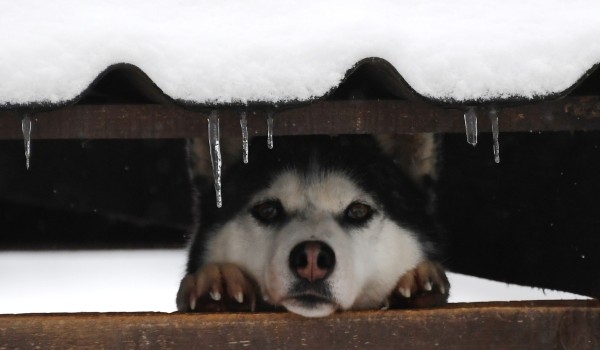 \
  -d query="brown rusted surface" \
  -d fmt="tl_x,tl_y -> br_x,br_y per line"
1,300 -> 598,349
563,96 -> 600,118
1,97 -> 600,140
